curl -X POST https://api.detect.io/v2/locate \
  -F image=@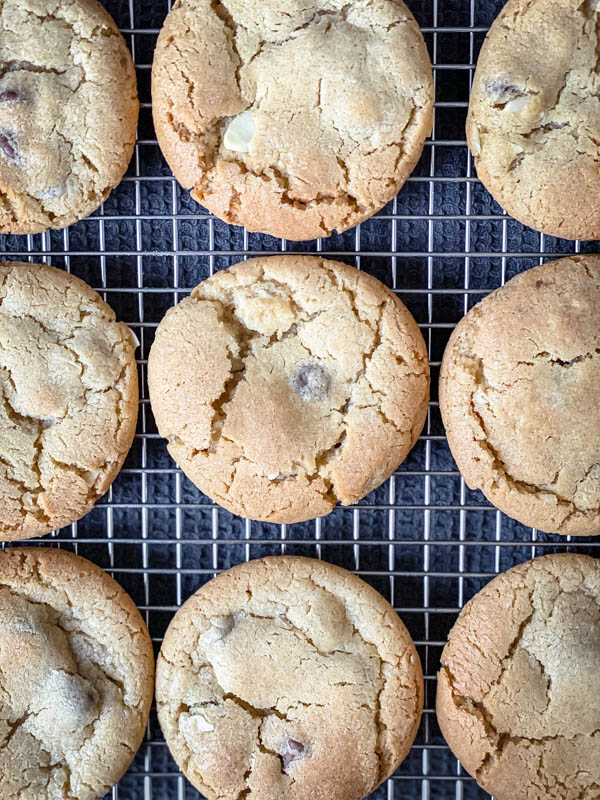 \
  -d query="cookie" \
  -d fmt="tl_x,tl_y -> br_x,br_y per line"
148,255 -> 429,523
0,261 -> 138,540
439,256 -> 600,535
0,546 -> 154,799
151,0 -> 433,241
437,553 -> 600,800
0,0 -> 138,234
466,0 -> 600,240
156,555 -> 423,800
